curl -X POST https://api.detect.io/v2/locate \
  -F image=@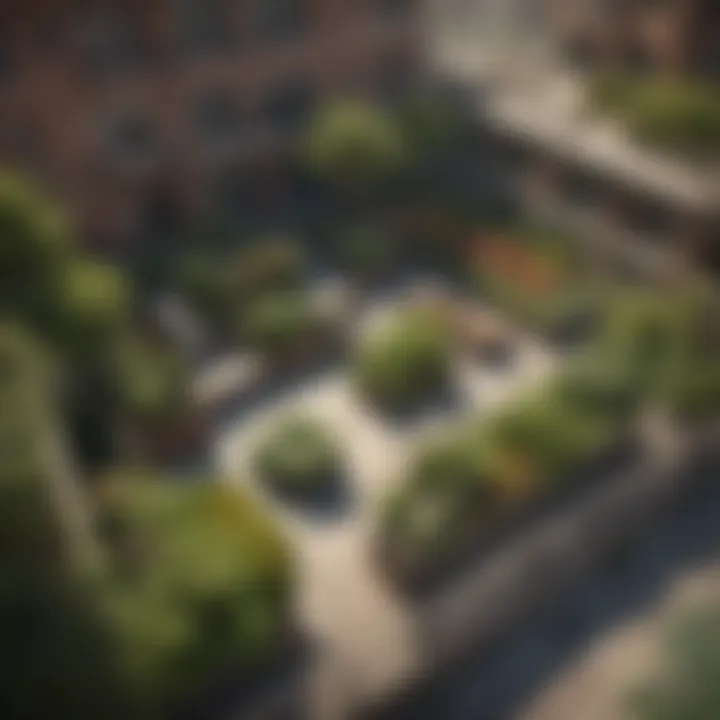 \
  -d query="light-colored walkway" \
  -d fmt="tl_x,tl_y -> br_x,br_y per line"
214,295 -> 556,715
